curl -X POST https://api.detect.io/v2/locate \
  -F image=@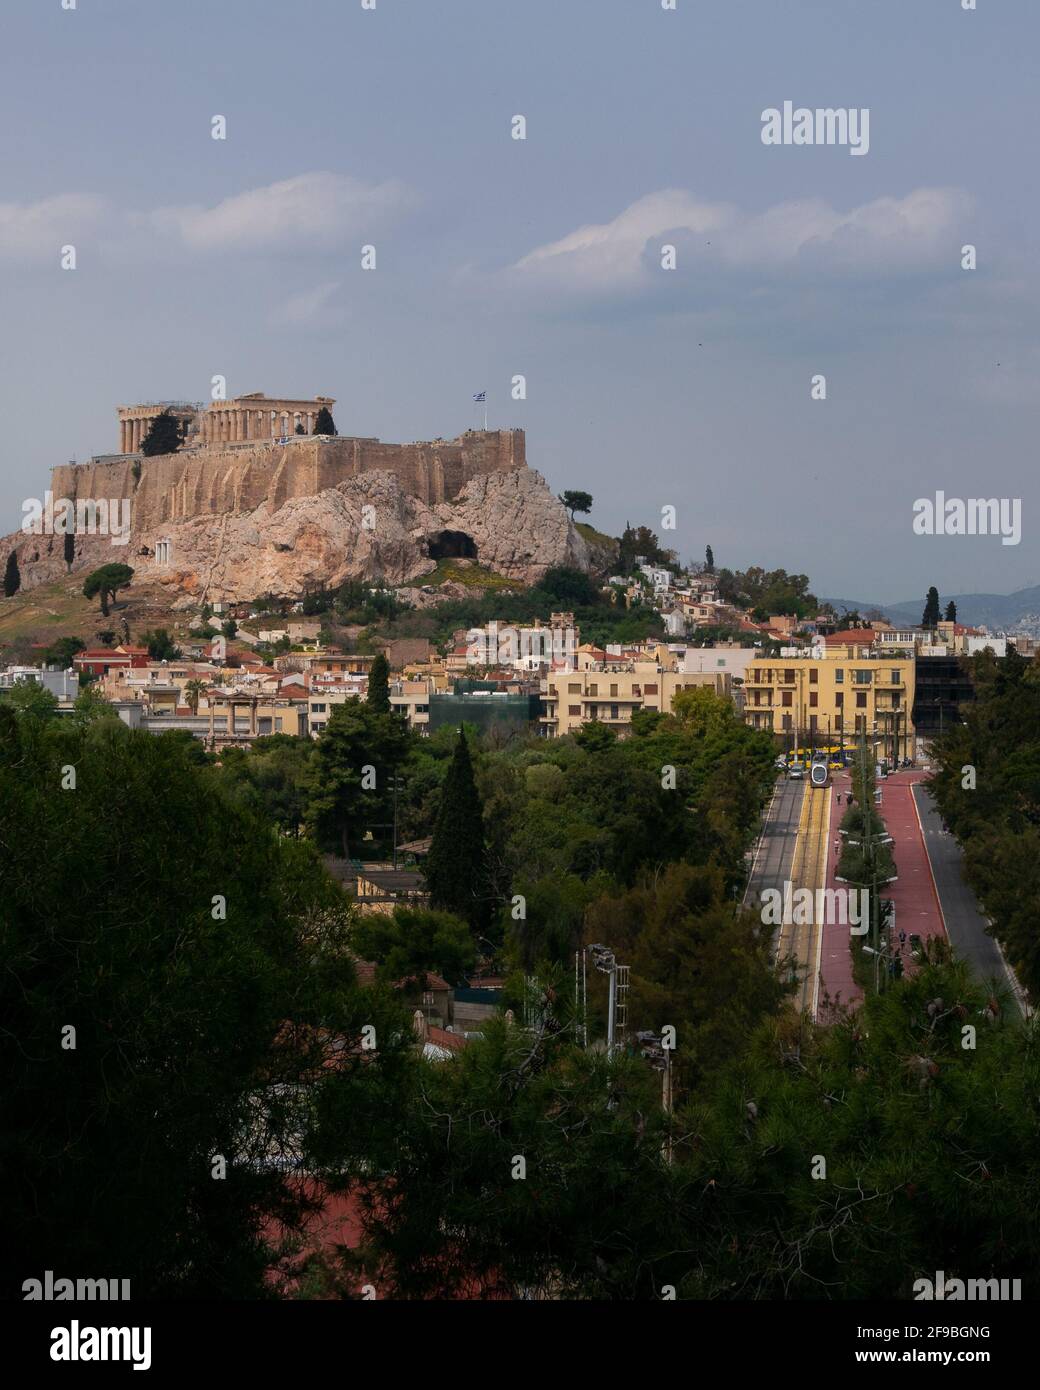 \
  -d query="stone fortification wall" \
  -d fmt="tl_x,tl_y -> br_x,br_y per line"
47,429 -> 526,534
